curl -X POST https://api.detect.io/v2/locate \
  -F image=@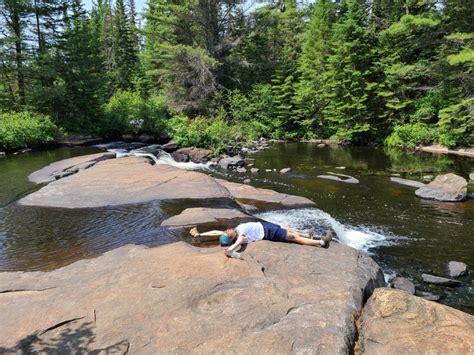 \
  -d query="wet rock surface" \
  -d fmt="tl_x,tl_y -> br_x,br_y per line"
415,173 -> 467,201
0,241 -> 384,353
219,156 -> 246,170
317,172 -> 359,184
356,288 -> 474,354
